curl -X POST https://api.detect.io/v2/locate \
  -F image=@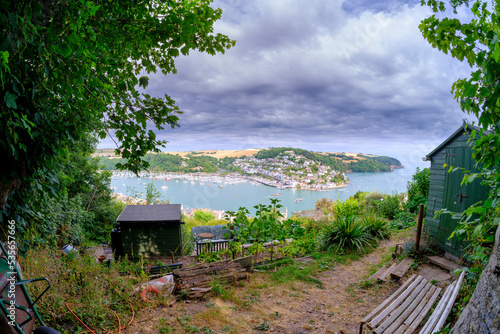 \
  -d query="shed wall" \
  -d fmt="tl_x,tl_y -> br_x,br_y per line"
425,132 -> 489,256
121,222 -> 183,257
425,148 -> 446,240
